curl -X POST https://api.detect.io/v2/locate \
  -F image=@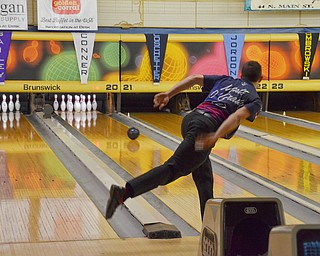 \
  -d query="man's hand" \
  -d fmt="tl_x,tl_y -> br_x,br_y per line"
153,92 -> 170,110
195,132 -> 218,151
